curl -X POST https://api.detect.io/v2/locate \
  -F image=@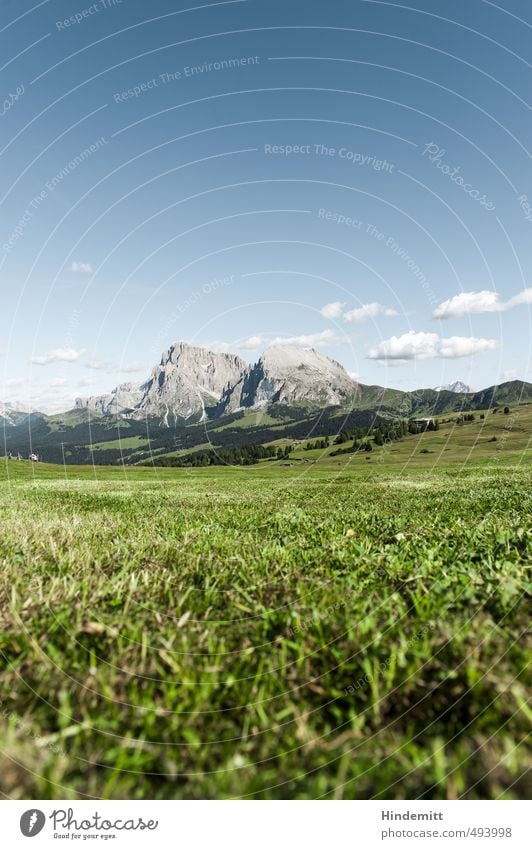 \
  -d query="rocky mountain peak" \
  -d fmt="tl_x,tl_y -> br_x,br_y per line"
75,382 -> 145,416
248,344 -> 359,407
434,380 -> 472,394
75,341 -> 359,425
0,401 -> 38,426
127,342 -> 248,423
